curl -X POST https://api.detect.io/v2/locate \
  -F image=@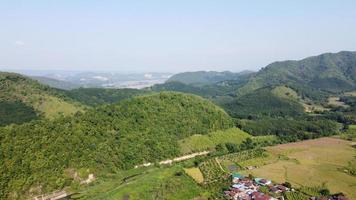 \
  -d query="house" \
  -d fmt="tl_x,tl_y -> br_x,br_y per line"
250,191 -> 273,200
254,178 -> 272,186
232,173 -> 245,183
